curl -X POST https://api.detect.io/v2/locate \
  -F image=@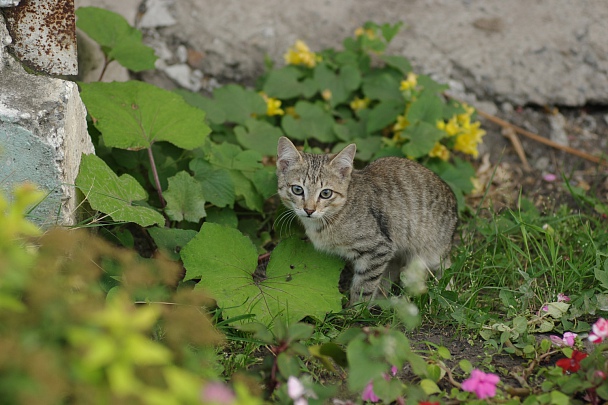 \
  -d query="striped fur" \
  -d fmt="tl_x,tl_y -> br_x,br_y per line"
276,137 -> 458,305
